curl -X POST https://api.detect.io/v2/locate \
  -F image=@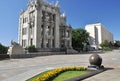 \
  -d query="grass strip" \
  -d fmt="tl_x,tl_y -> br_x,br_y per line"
53,71 -> 87,81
